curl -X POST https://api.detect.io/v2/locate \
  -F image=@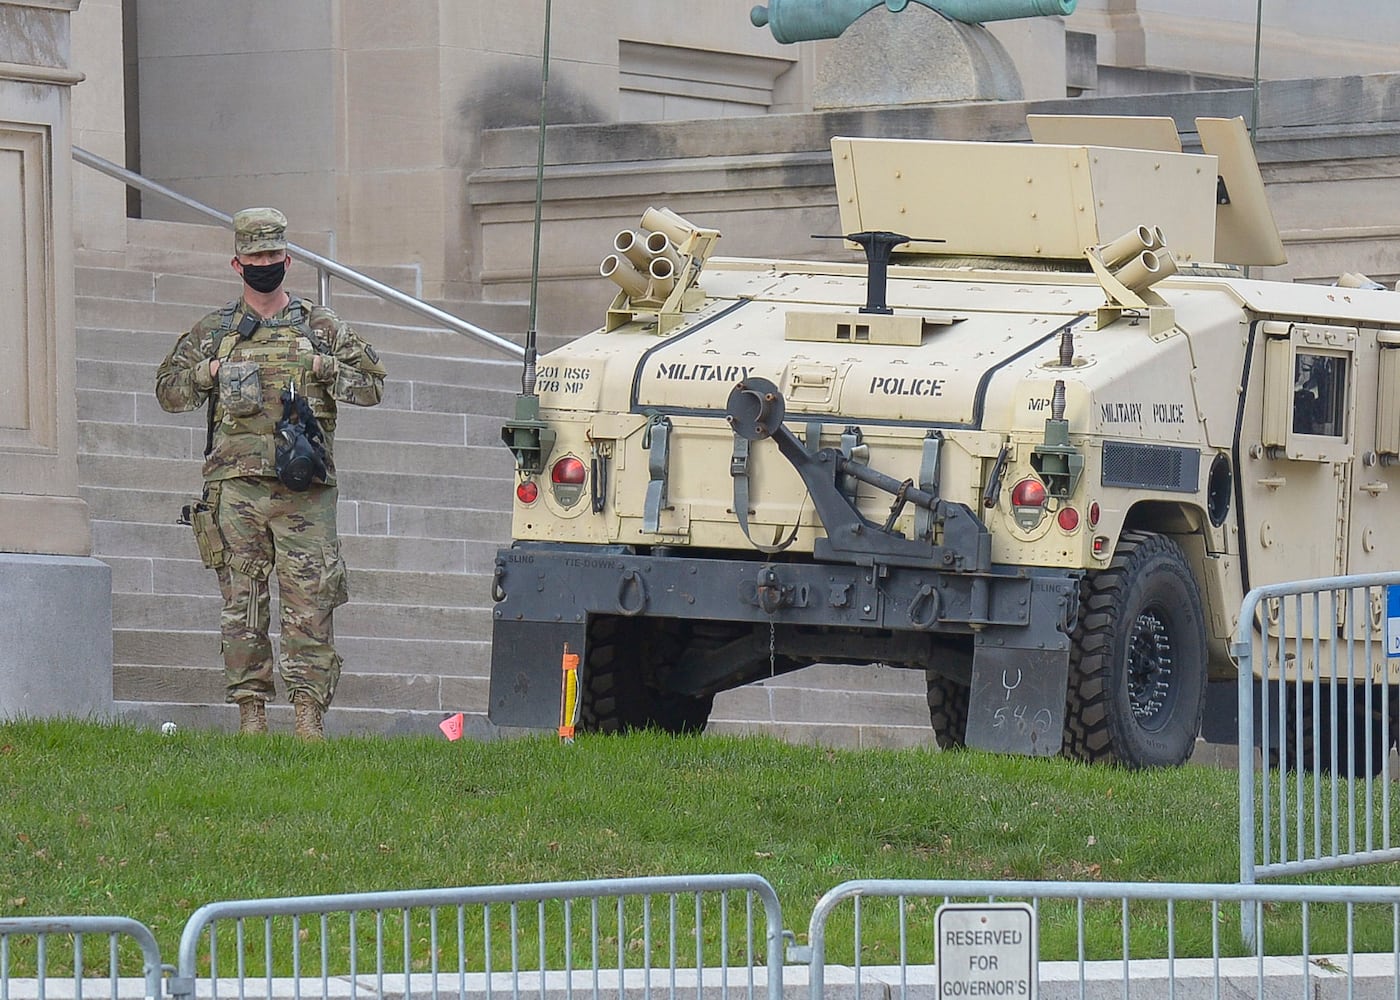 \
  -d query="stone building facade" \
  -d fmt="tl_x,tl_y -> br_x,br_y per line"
4,0 -> 1398,734
85,1 -> 1400,313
